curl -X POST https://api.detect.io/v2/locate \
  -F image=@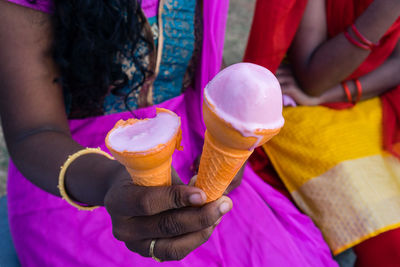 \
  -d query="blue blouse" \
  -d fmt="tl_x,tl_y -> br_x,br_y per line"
102,0 -> 196,114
